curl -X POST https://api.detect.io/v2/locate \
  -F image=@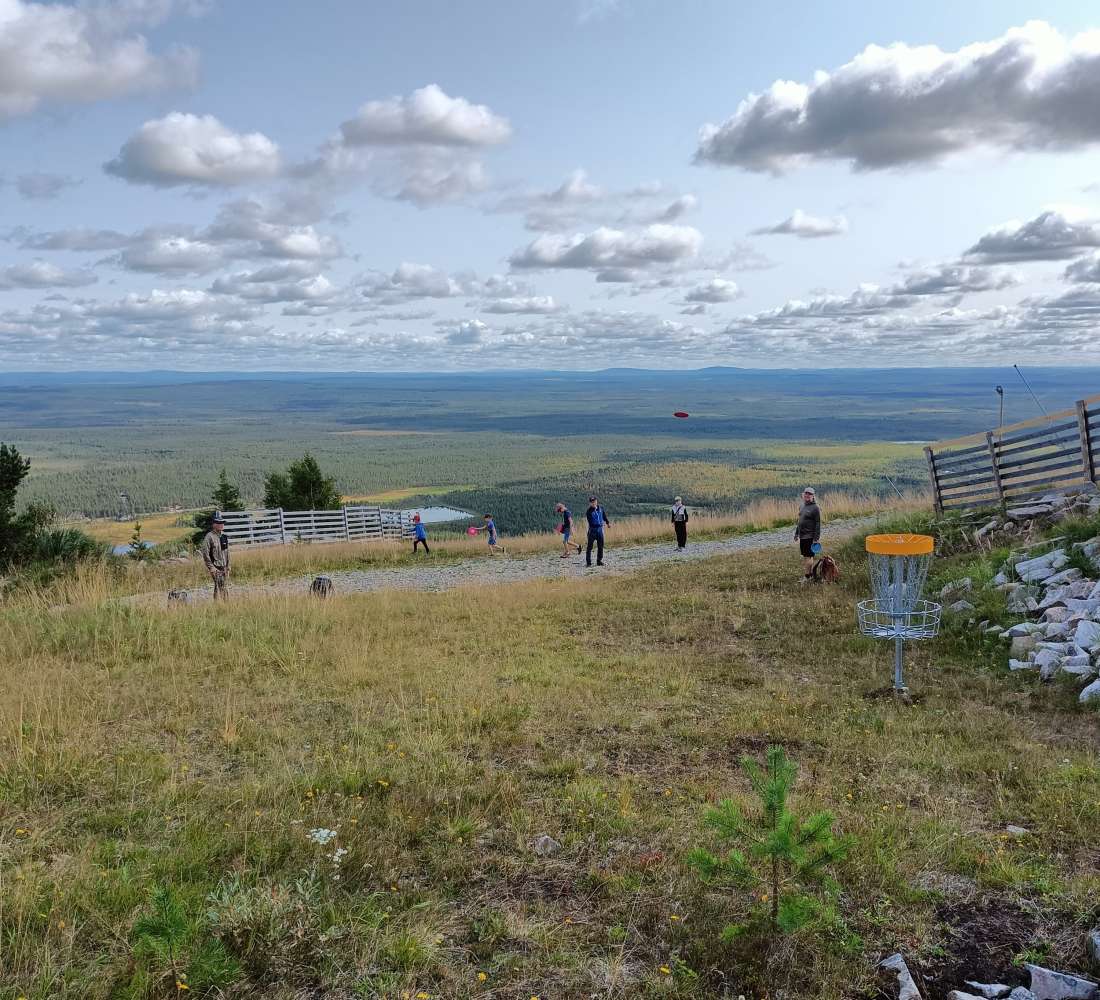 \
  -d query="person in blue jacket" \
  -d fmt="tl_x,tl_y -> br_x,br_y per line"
585,495 -> 610,567
411,513 -> 429,555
